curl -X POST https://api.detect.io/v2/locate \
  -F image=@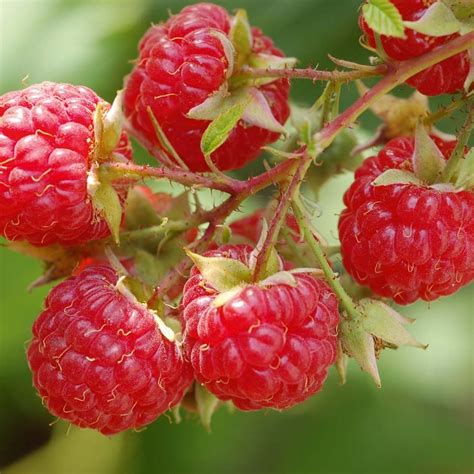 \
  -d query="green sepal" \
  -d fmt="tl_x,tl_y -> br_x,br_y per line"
362,0 -> 406,39
405,1 -> 474,36
455,148 -> 474,189
185,250 -> 252,292
248,219 -> 282,279
413,125 -> 446,184
372,169 -> 423,187
247,53 -> 298,86
200,98 -> 250,157
88,166 -> 122,244
339,316 -> 381,387
195,384 -> 220,431
359,299 -> 427,349
229,9 -> 252,70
